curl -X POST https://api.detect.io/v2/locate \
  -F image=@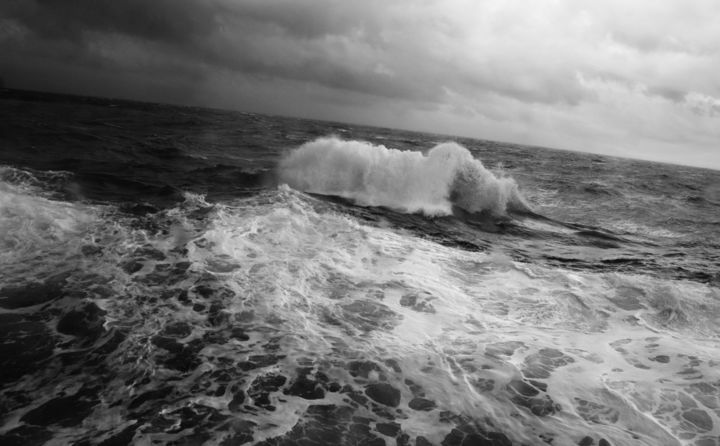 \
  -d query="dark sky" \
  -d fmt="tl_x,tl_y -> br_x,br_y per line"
2,0 -> 719,168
